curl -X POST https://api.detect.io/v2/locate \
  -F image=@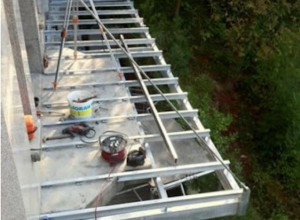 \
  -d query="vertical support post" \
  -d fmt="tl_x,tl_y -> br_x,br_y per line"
3,0 -> 32,115
18,0 -> 44,73
237,187 -> 250,215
